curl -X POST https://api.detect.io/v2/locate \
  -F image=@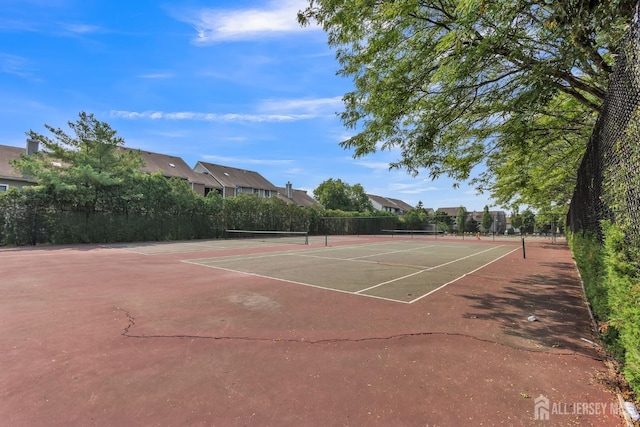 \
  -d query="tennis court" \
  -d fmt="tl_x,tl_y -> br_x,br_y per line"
184,239 -> 518,303
1,235 -> 622,425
